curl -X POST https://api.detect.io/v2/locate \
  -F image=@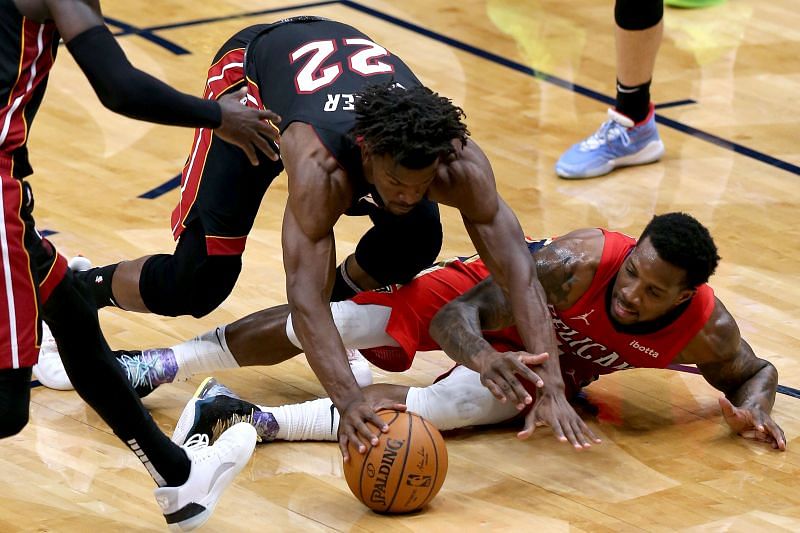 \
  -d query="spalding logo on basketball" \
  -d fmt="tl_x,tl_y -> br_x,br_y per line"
343,410 -> 447,513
